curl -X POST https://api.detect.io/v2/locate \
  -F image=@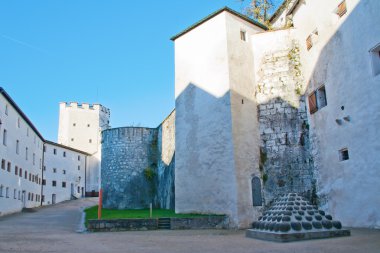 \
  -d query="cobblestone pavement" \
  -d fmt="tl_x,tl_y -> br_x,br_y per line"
0,198 -> 379,253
